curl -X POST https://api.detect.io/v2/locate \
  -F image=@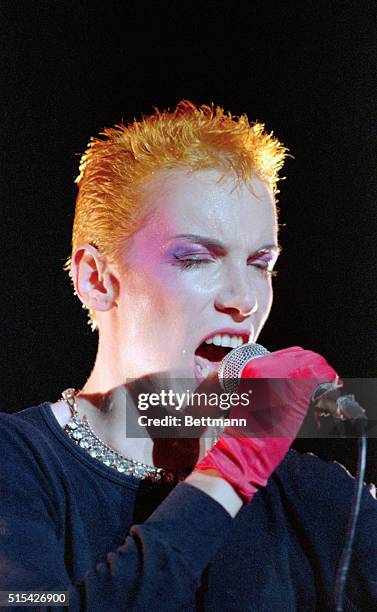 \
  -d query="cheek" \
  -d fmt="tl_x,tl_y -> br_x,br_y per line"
122,266 -> 203,325
143,263 -> 211,302
259,282 -> 274,317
